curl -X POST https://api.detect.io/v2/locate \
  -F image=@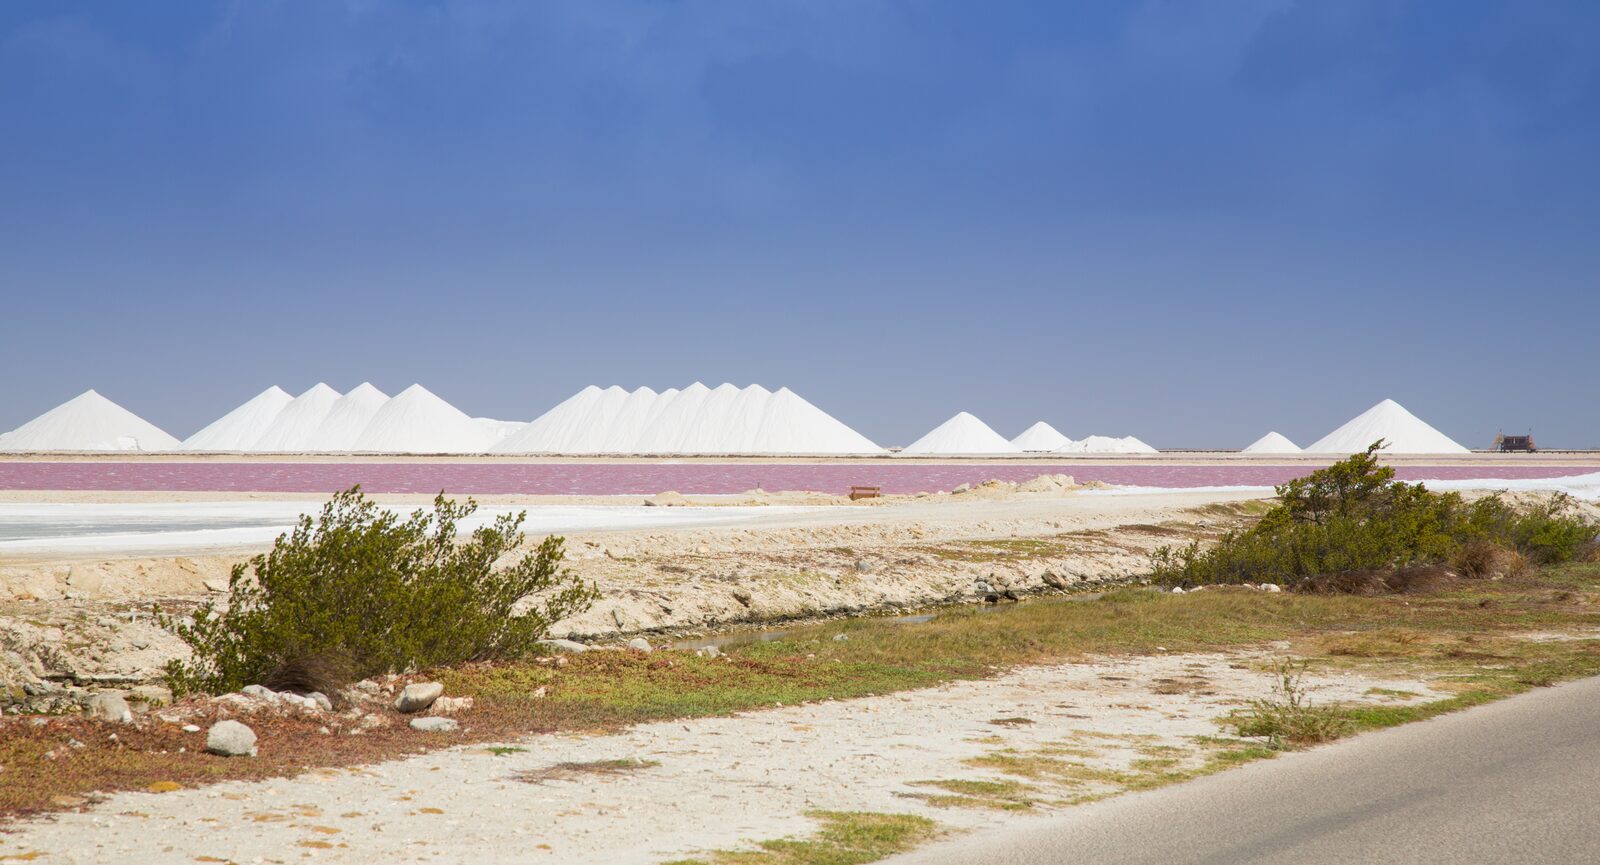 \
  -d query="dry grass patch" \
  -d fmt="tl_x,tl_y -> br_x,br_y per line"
510,758 -> 659,784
